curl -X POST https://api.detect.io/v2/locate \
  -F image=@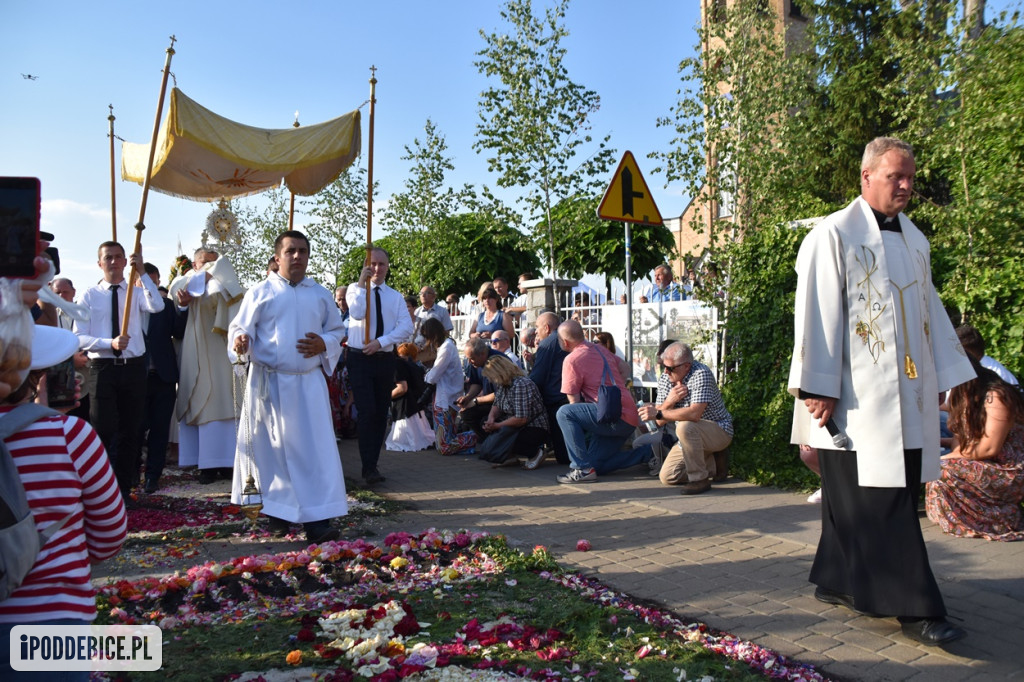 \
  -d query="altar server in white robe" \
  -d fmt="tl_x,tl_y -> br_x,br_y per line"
788,138 -> 975,647
228,230 -> 347,544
